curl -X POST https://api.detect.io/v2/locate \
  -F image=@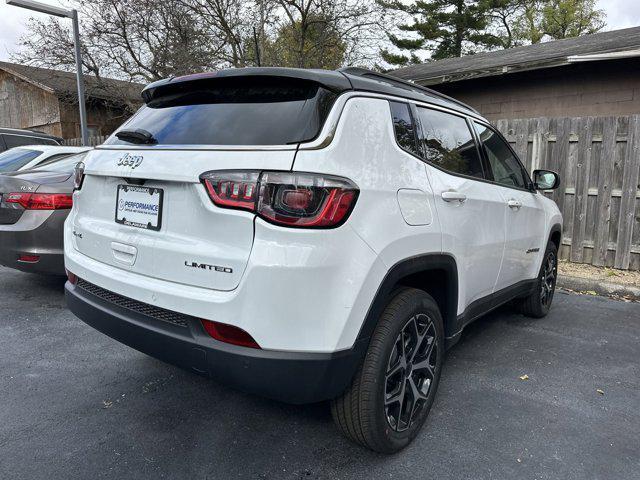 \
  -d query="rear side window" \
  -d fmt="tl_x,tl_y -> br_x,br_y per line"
3,134 -> 57,148
106,77 -> 337,146
474,122 -> 528,189
389,101 -> 419,156
415,107 -> 484,178
5,134 -> 38,149
0,148 -> 43,173
31,137 -> 59,146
